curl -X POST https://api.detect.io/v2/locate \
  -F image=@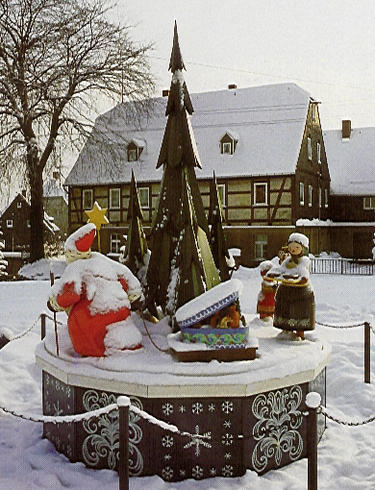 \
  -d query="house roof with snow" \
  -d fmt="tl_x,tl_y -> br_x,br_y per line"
323,127 -> 375,195
65,83 -> 313,186
43,178 -> 68,202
